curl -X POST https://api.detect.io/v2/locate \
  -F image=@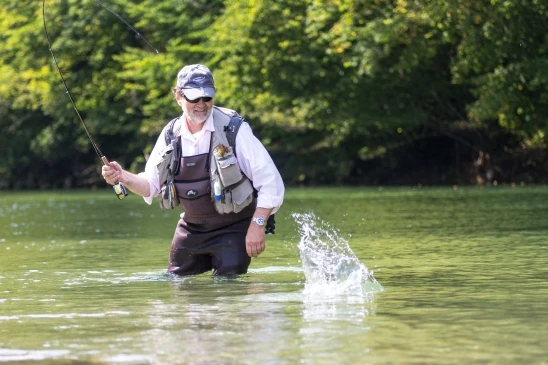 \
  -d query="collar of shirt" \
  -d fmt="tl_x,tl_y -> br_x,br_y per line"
177,110 -> 215,154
